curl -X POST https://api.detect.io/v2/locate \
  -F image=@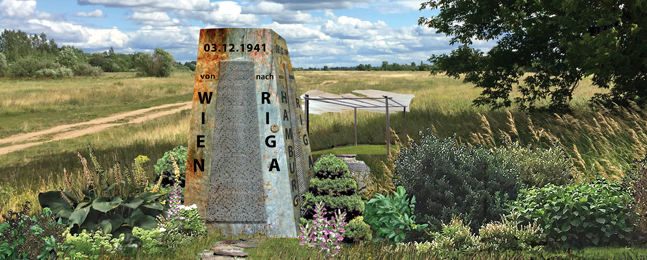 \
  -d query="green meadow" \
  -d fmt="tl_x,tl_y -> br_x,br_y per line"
2,70 -> 646,259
